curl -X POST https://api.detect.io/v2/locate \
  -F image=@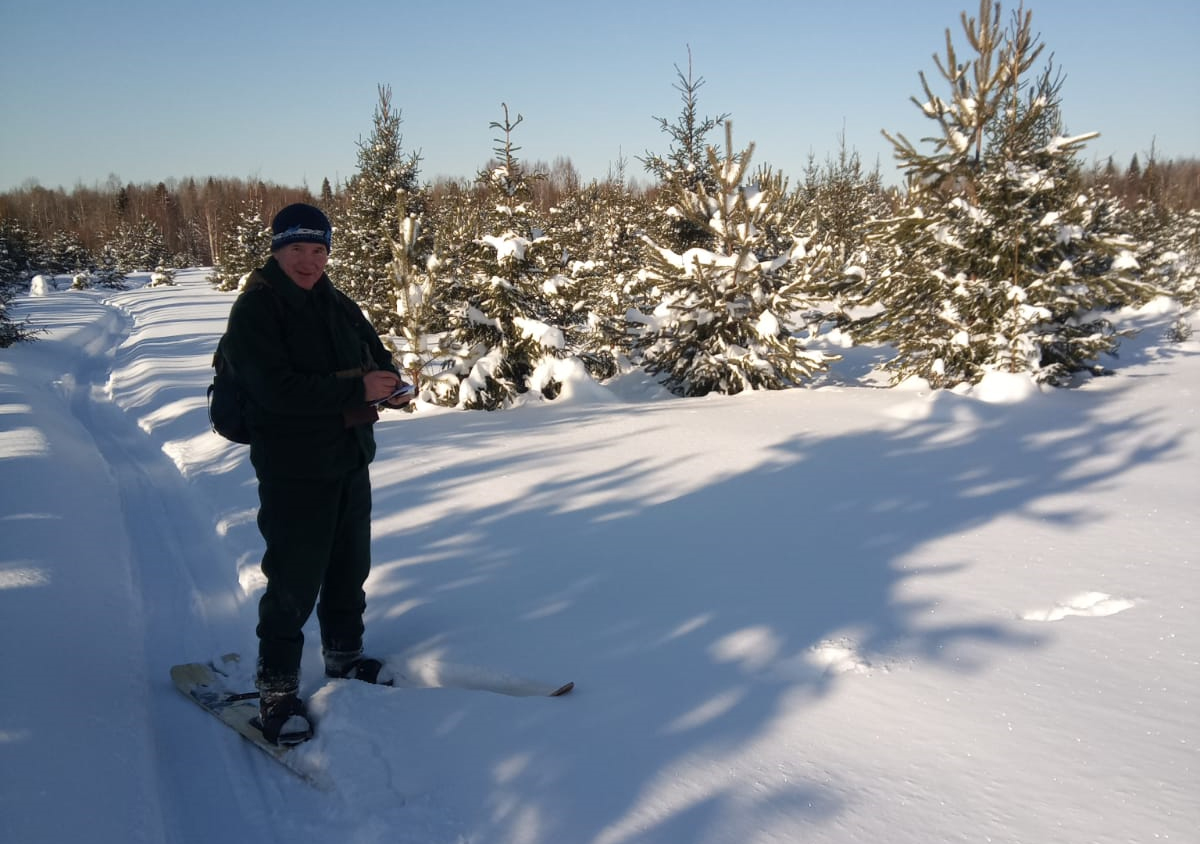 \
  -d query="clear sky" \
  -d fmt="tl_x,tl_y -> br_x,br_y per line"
1,0 -> 1197,193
